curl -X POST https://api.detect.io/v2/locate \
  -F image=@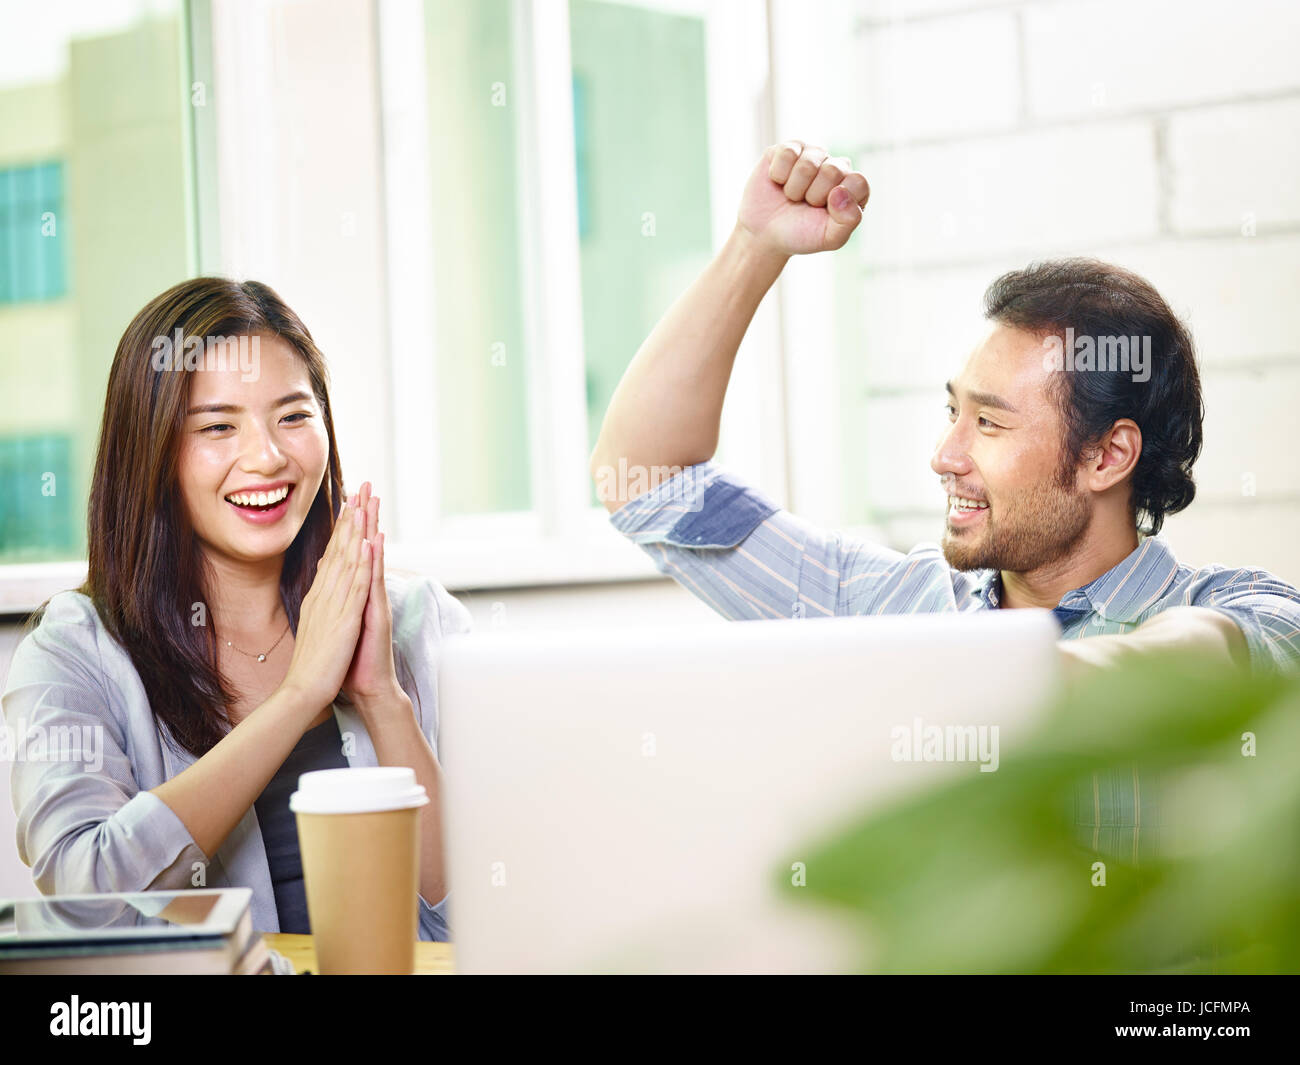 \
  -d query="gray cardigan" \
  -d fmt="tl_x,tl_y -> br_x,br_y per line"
2,572 -> 472,940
